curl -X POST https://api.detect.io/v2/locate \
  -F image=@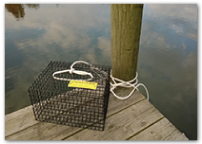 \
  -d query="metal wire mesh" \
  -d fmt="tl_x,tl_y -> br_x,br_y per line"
28,61 -> 111,131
